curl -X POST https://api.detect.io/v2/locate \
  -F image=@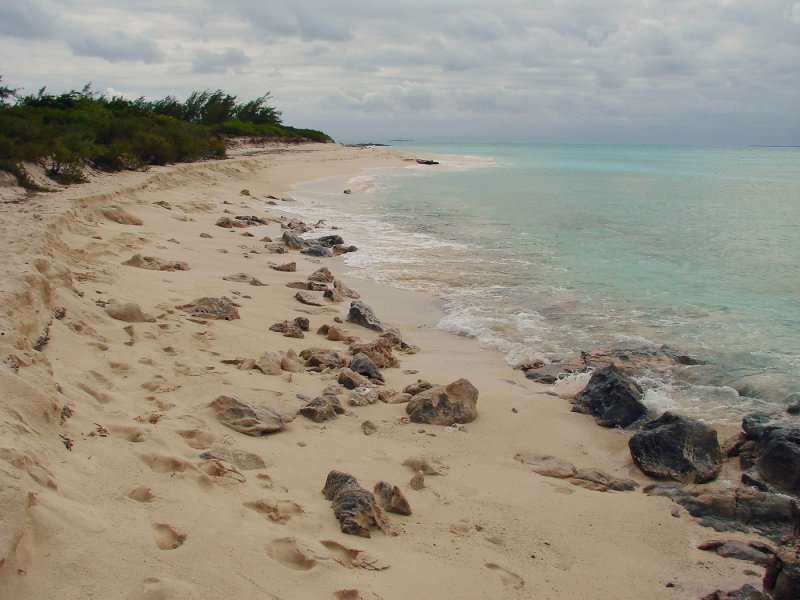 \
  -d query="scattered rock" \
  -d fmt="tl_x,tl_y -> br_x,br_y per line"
317,234 -> 344,248
386,392 -> 412,404
644,482 -> 795,541
102,207 -> 143,225
406,378 -> 478,426
333,245 -> 358,255
514,453 -> 576,479
350,353 -> 384,382
199,232 -> 213,238
122,254 -> 189,271
177,297 -> 240,320
280,350 -> 305,373
308,267 -> 335,283
765,533 -> 800,600
700,584 -> 770,600
222,273 -> 265,286
751,419 -> 800,493
271,262 -> 296,272
403,380 -> 433,396
322,471 -> 388,537
210,395 -> 295,436
282,231 -> 306,249
200,447 -> 266,470
235,215 -> 268,226
374,481 -> 412,515
361,420 -> 377,435
347,301 -> 384,332
410,471 -> 425,490
381,329 -> 417,354
216,216 -> 246,228
697,539 -> 775,566
294,291 -> 324,307
269,318 -> 308,339
334,279 -> 360,299
571,364 -> 647,428
629,412 -> 722,483
318,324 -> 356,343
299,395 -> 345,422
348,387 -> 380,406
300,347 -> 347,370
338,368 -> 372,390
256,351 -> 284,375
349,338 -> 399,368
324,287 -> 346,303
570,468 -> 639,492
